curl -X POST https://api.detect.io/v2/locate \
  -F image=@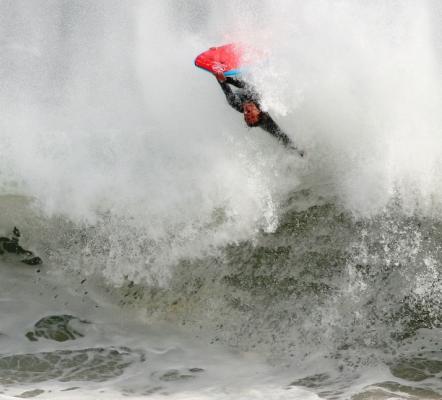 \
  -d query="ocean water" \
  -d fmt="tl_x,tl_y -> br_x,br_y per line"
0,1 -> 441,399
